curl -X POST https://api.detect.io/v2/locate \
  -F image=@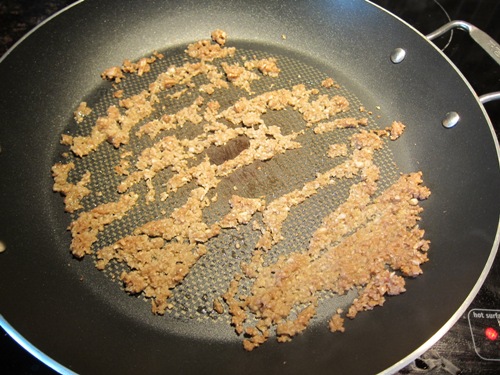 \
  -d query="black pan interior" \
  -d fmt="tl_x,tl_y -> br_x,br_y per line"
0,1 -> 499,374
